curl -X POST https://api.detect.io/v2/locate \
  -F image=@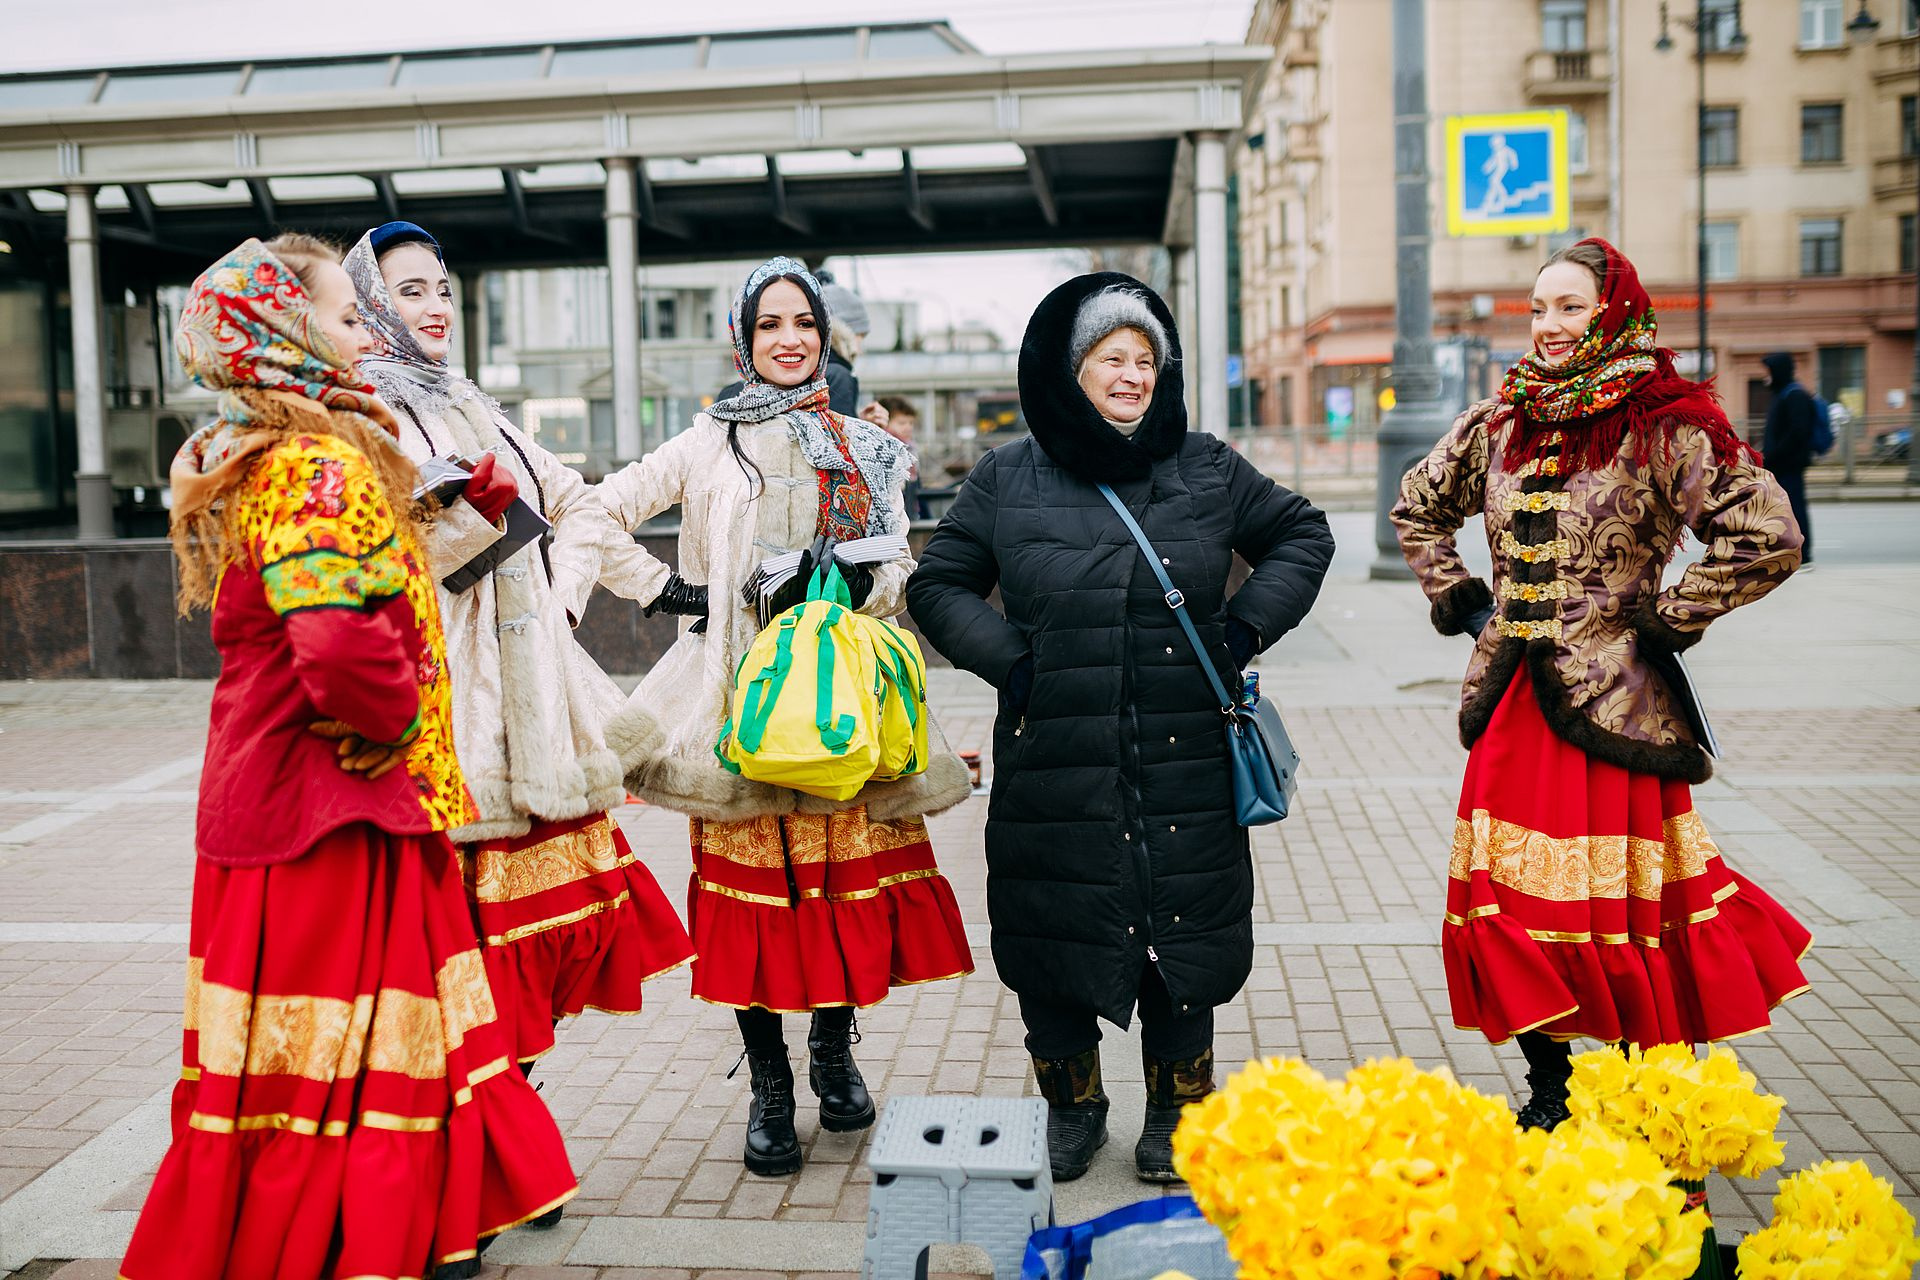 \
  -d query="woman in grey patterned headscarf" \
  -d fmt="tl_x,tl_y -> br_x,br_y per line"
593,256 -> 975,1180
